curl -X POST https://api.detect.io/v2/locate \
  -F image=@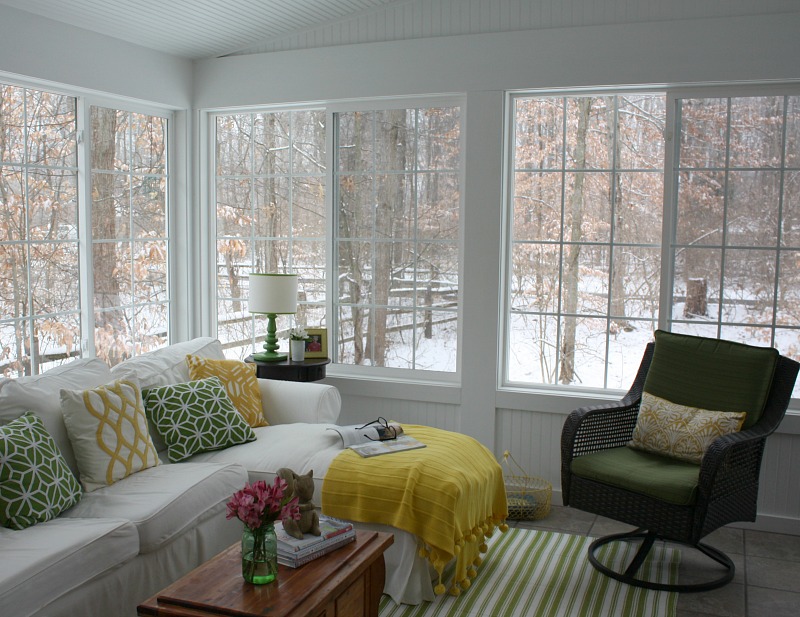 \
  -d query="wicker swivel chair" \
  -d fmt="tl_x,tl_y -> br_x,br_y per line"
561,330 -> 799,592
